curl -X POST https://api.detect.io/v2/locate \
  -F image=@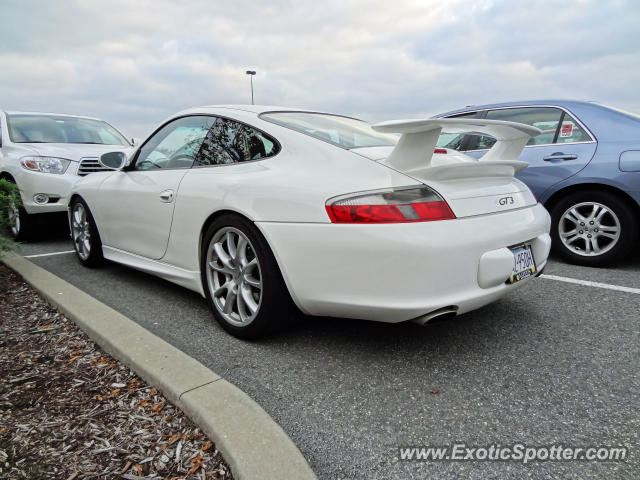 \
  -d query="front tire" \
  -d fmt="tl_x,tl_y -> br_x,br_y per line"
201,214 -> 294,339
5,181 -> 34,240
550,190 -> 638,267
69,198 -> 104,267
